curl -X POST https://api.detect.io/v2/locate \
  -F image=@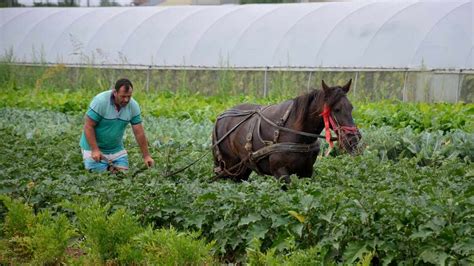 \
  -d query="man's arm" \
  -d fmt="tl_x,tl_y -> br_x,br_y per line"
132,123 -> 154,167
83,116 -> 101,162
